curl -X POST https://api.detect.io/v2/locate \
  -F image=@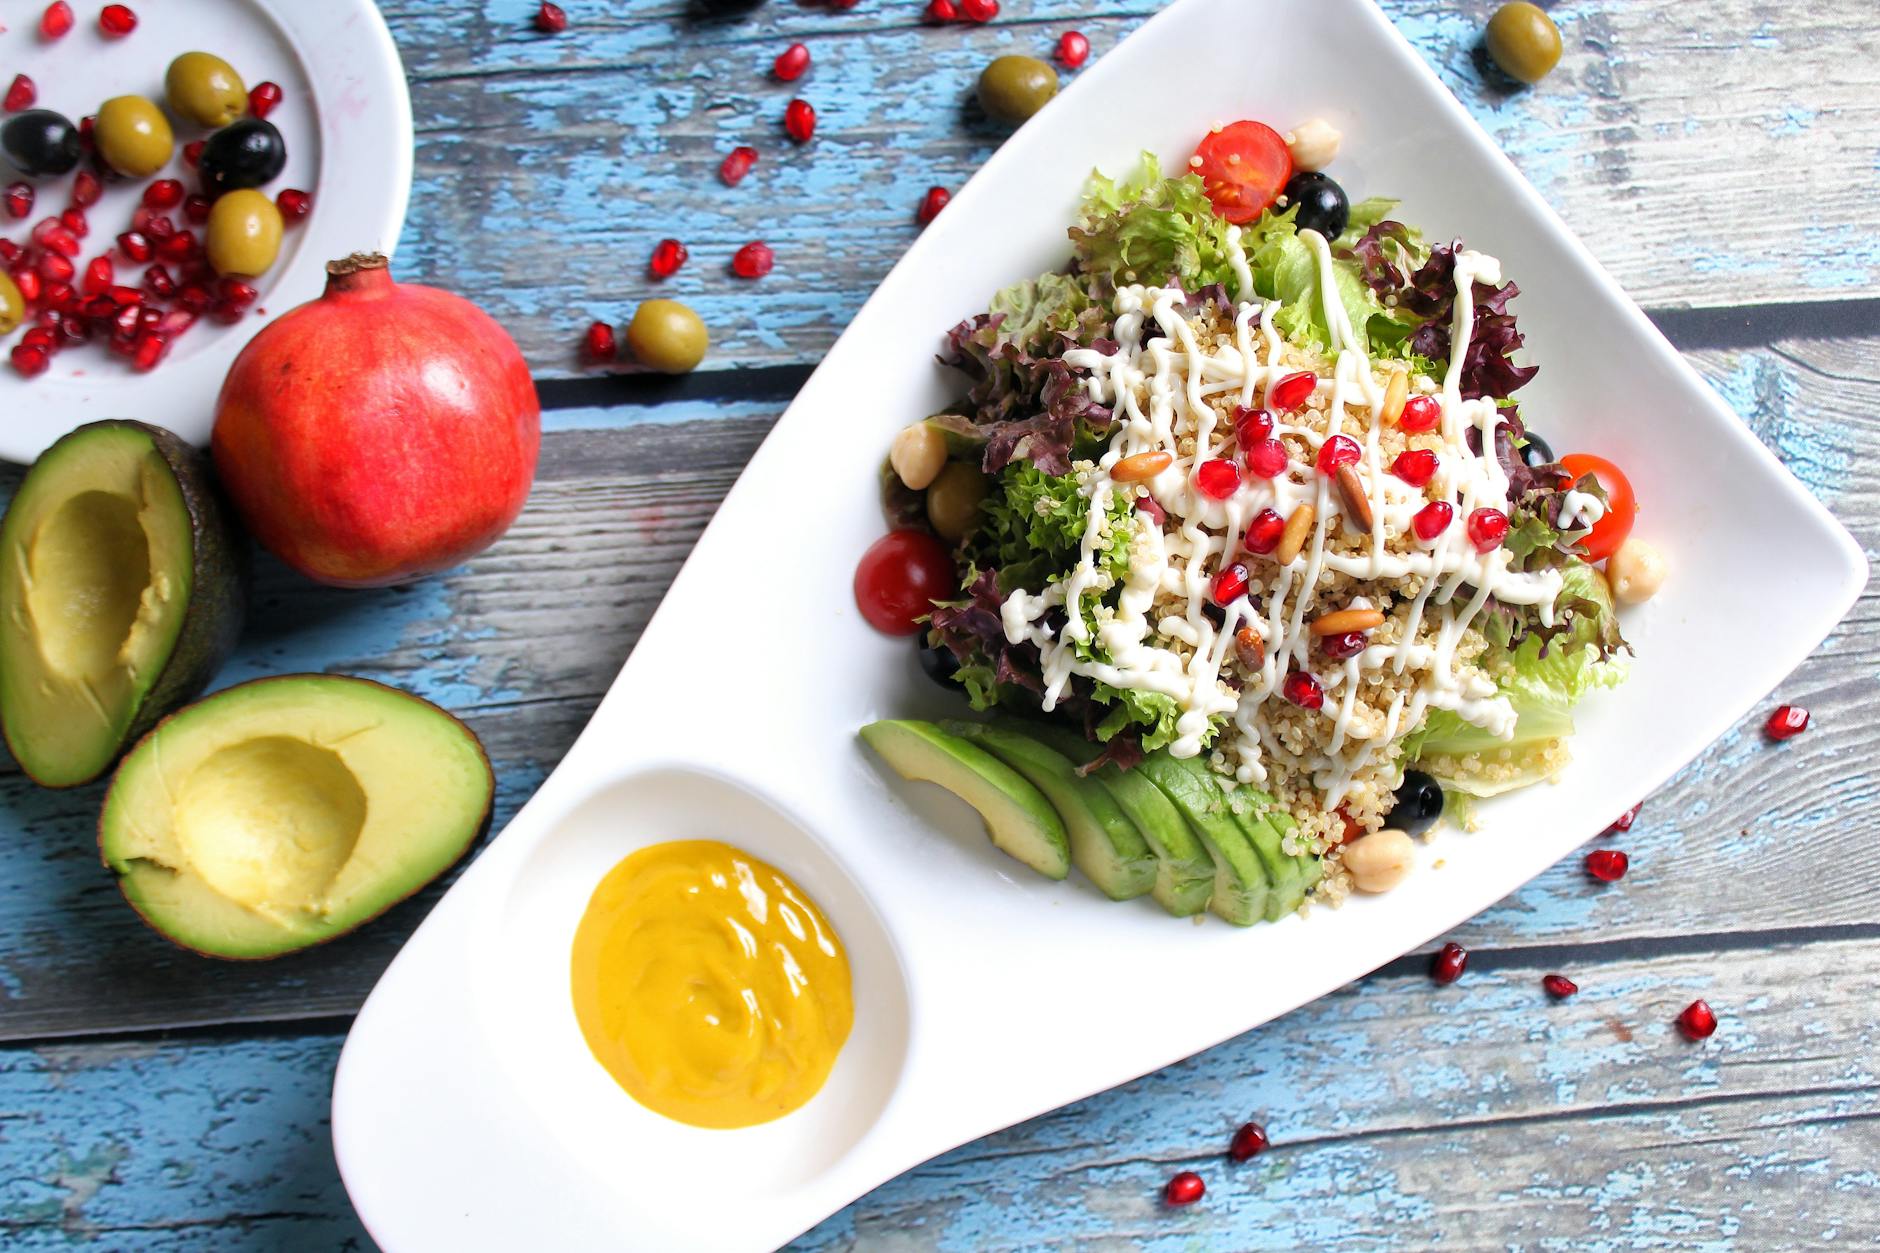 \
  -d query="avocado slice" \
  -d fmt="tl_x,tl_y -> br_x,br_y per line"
1021,722 -> 1215,917
1223,791 -> 1307,921
0,420 -> 246,788
860,720 -> 1070,880
942,719 -> 1157,901
1133,752 -> 1270,926
99,675 -> 493,960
